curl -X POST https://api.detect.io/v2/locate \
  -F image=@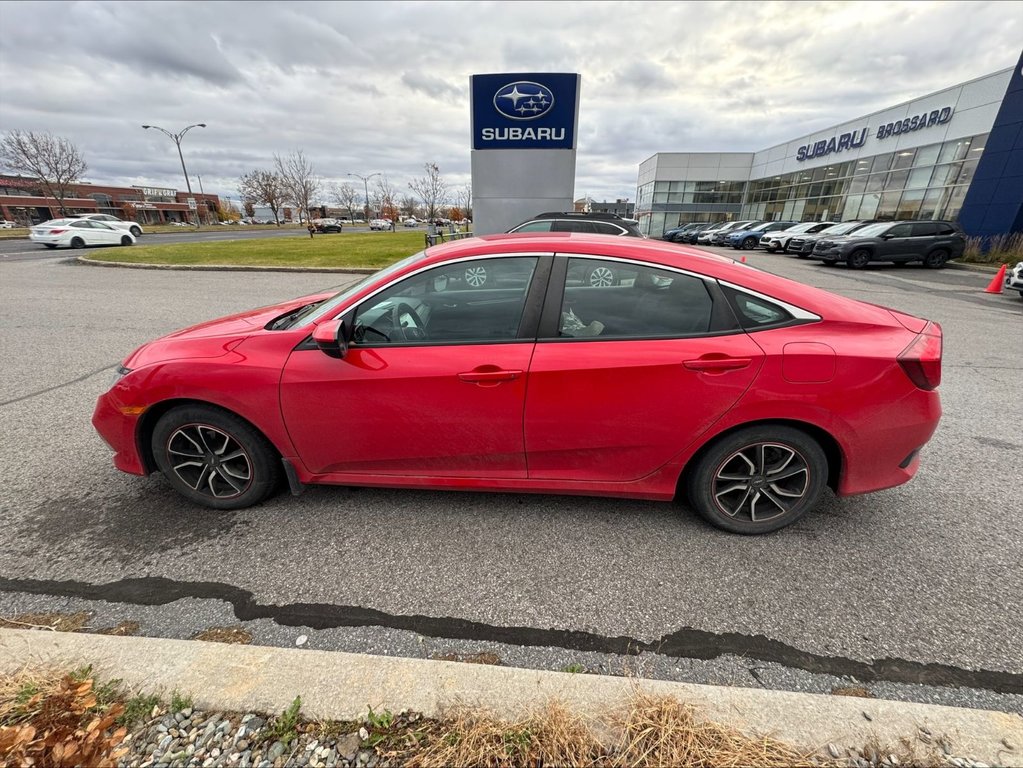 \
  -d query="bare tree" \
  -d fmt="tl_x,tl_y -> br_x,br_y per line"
374,176 -> 400,225
238,169 -> 287,226
0,130 -> 88,216
459,183 -> 472,221
399,195 -> 419,219
329,182 -> 360,222
274,150 -> 320,234
408,162 -> 448,221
